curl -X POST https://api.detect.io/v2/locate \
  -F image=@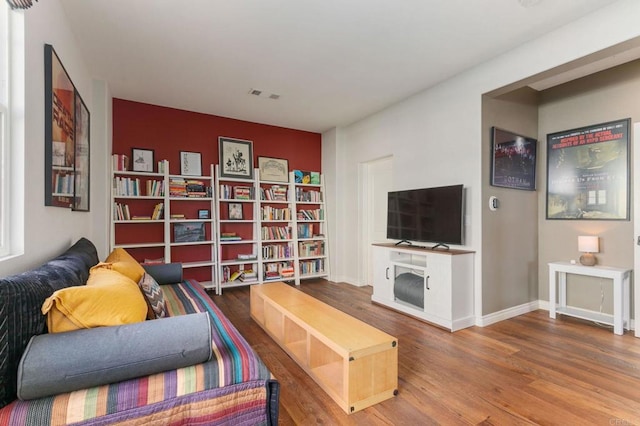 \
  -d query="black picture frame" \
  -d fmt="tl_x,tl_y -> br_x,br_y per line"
198,209 -> 210,219
219,137 -> 254,180
228,202 -> 243,220
45,44 -> 91,209
132,148 -> 154,172
546,118 -> 630,220
490,127 -> 537,191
